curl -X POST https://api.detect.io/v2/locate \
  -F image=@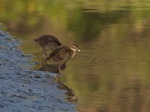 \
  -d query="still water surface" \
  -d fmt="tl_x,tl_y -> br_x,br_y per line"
0,1 -> 150,112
